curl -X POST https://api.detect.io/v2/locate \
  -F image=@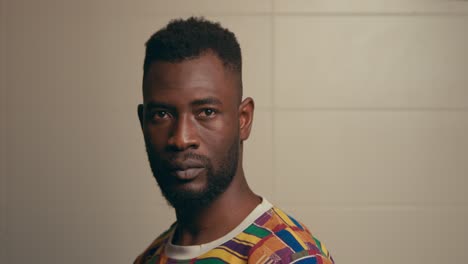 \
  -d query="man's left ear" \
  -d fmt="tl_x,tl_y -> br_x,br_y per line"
239,97 -> 254,141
